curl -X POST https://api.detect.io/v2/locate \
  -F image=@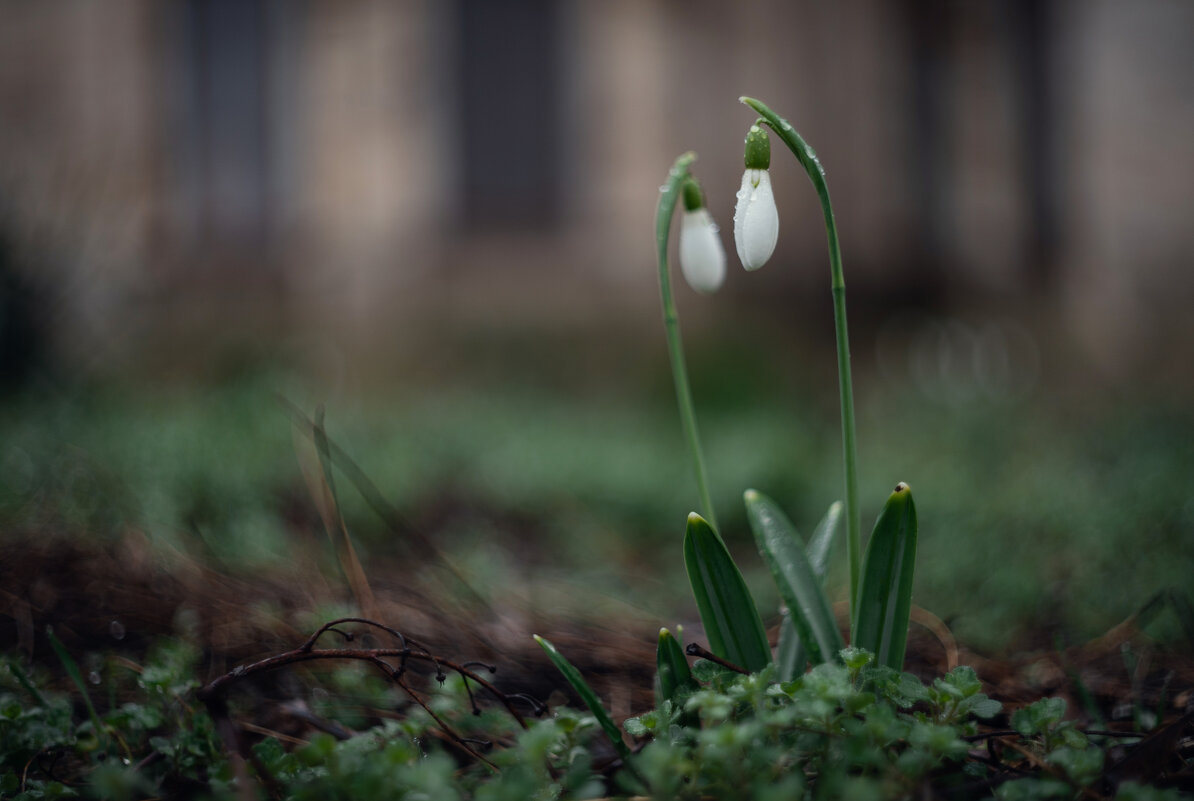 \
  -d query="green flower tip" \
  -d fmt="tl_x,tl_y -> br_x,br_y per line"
681,177 -> 705,212
686,511 -> 706,526
659,627 -> 672,641
744,125 -> 770,170
743,488 -> 760,503
892,482 -> 911,496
